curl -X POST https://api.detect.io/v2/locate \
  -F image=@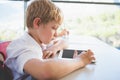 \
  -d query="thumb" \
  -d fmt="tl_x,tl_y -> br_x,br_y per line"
73,50 -> 78,58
